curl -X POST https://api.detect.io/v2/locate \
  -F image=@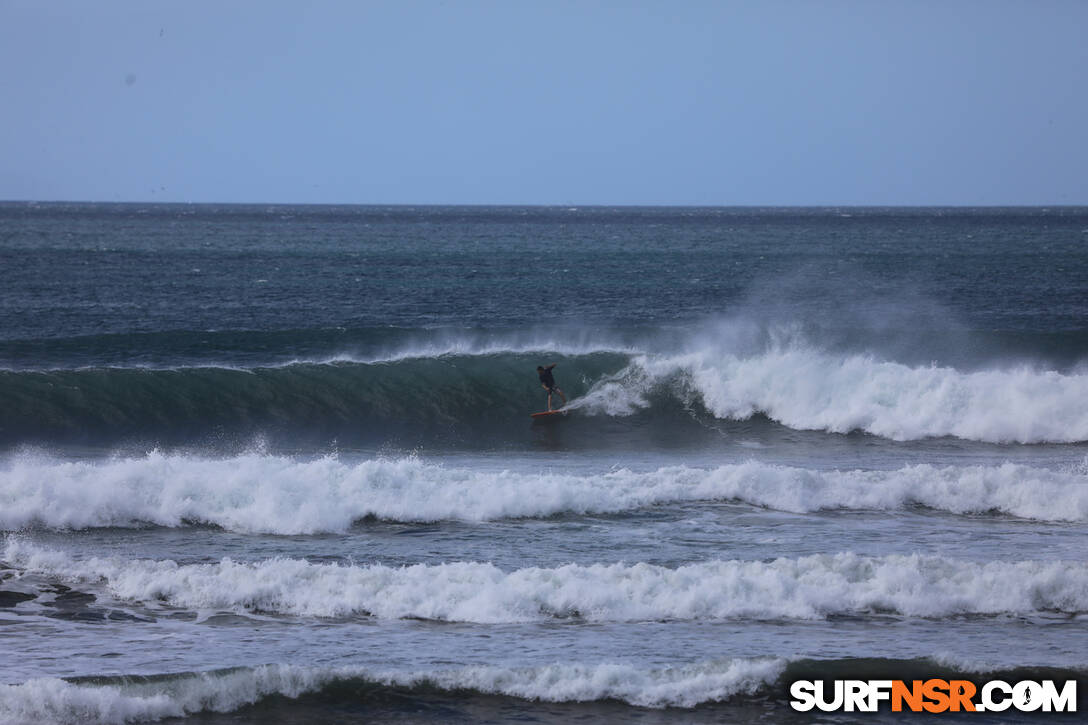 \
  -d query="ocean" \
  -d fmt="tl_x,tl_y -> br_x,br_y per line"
1,203 -> 1087,723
